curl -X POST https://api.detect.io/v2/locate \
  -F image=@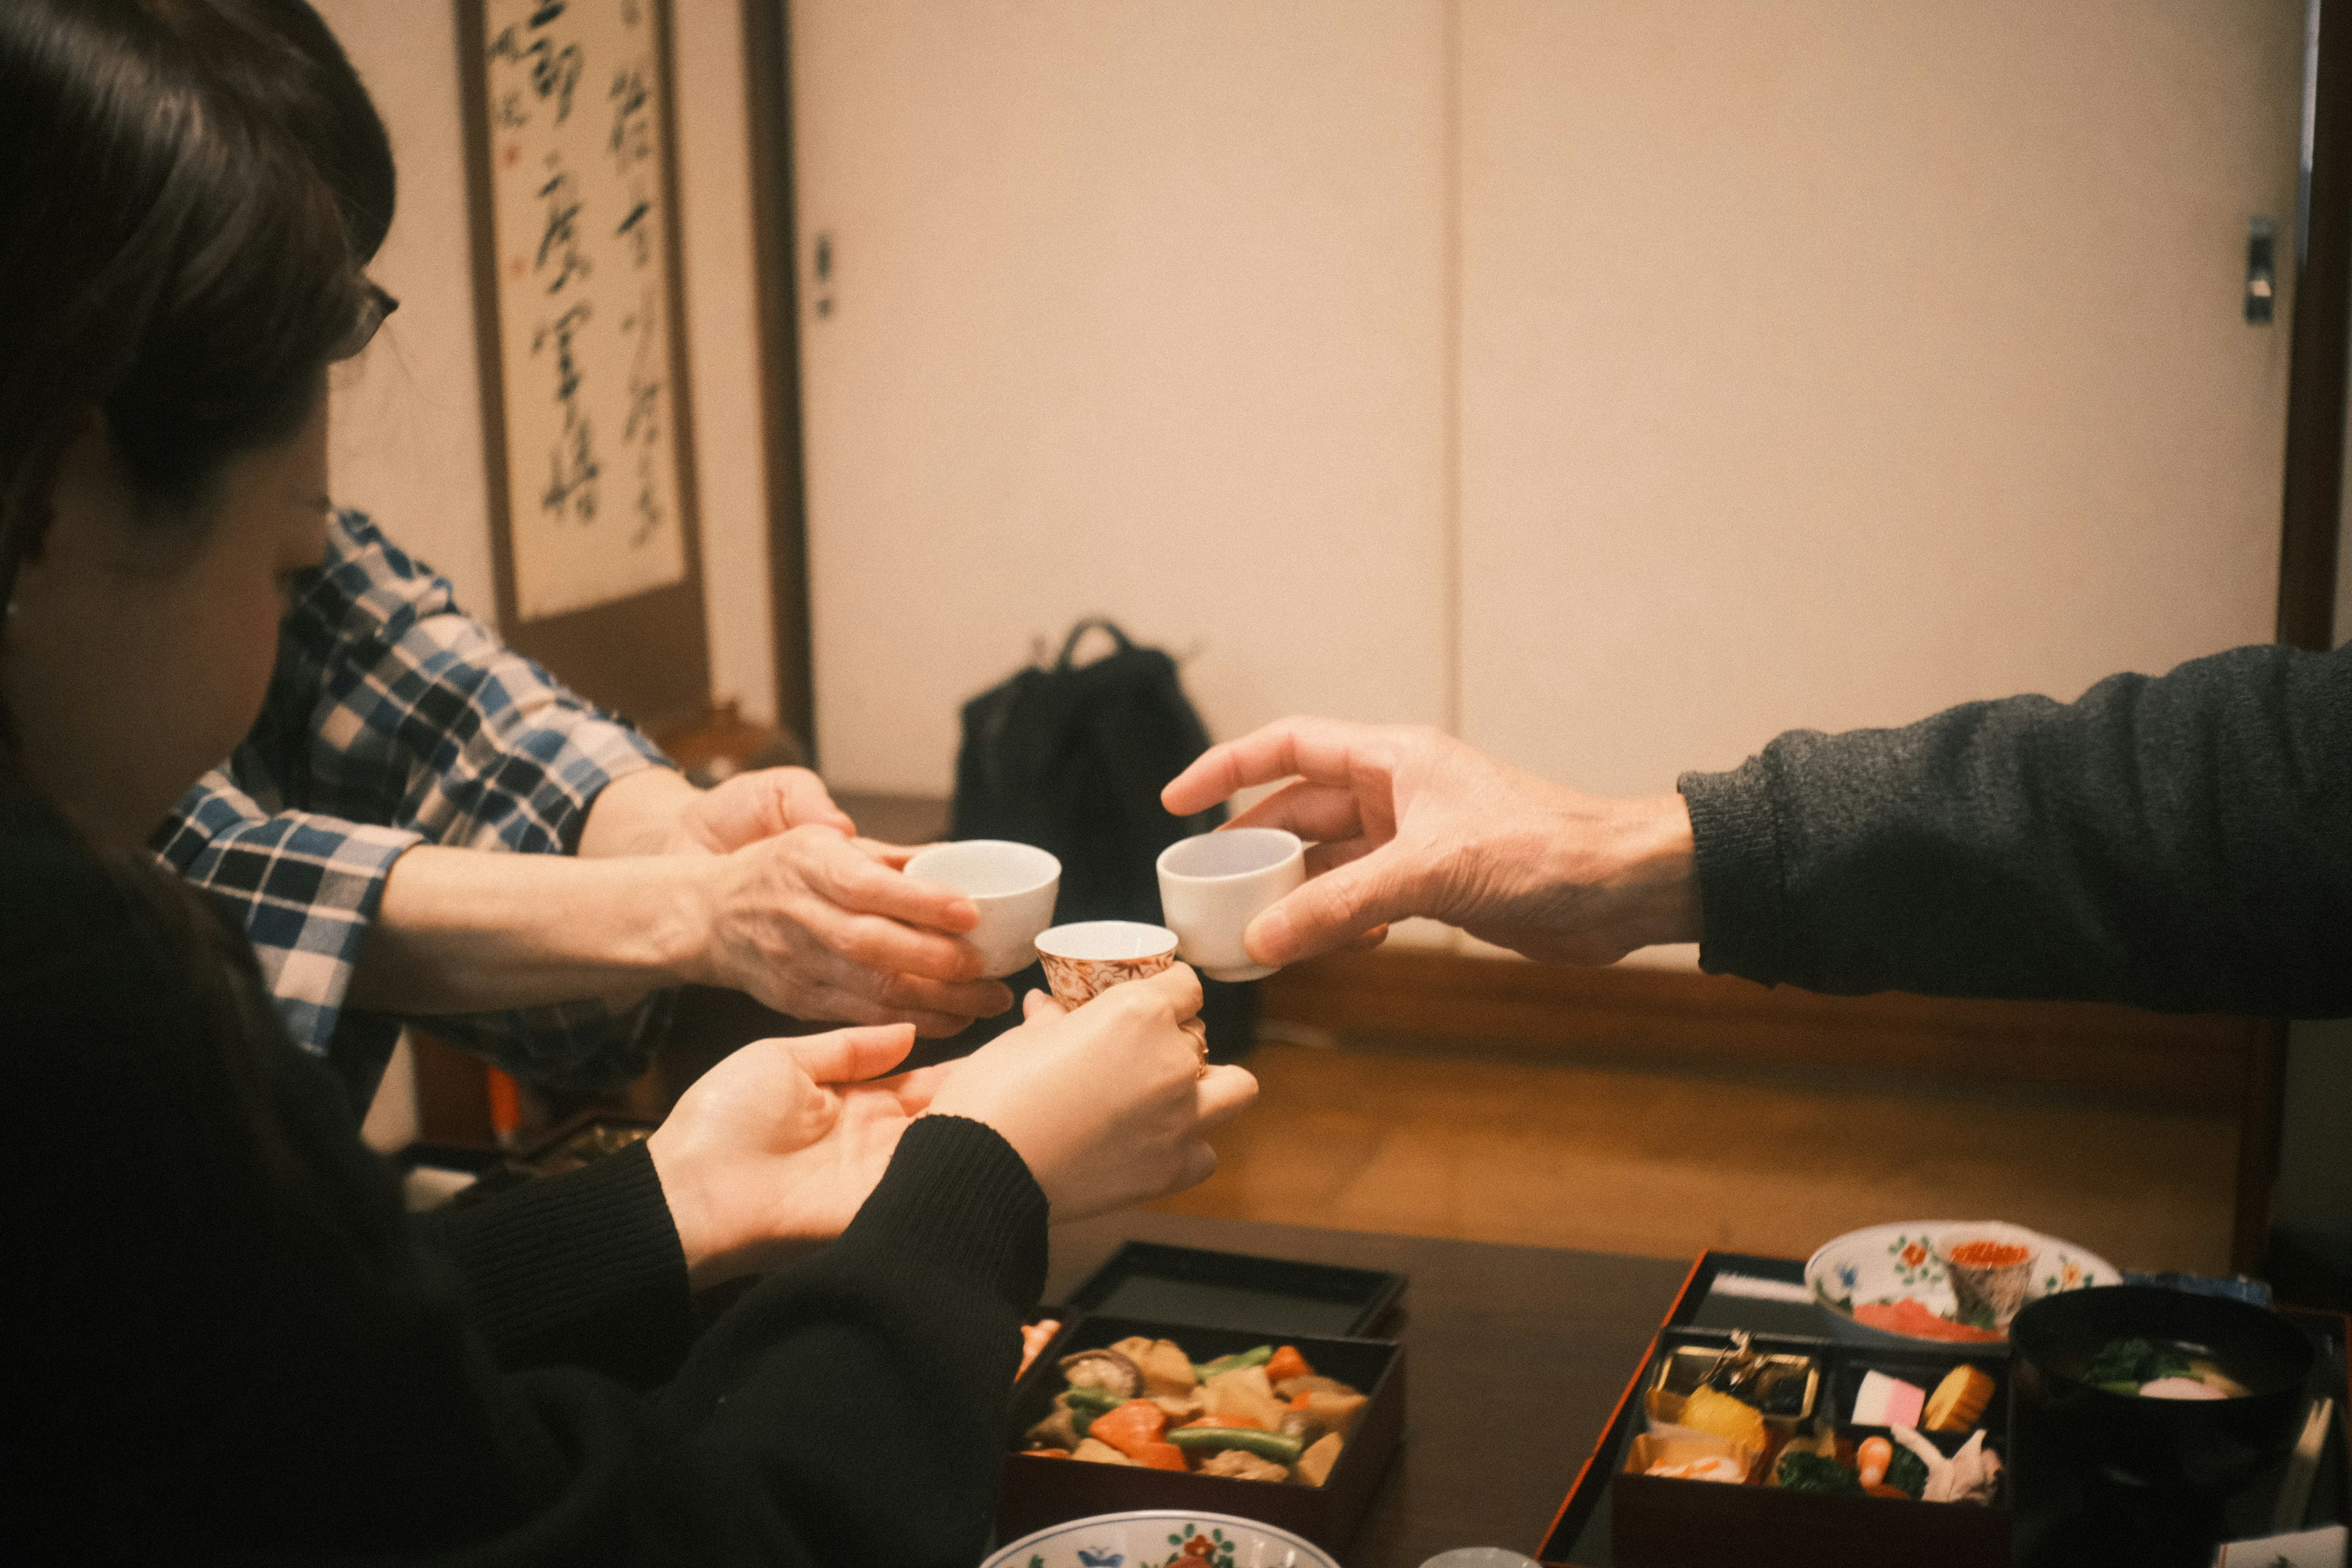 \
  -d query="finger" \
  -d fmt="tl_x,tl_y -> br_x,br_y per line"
1023,988 -> 1067,1022
1170,1138 -> 1219,1193
1194,1062 -> 1259,1125
882,1060 -> 957,1111
796,981 -> 990,1040
1161,716 -> 1395,818
813,900 -> 994,983
829,954 -> 1015,1019
1129,960 -> 1205,1024
1226,779 -> 1367,843
1346,922 -> 1391,952
784,1022 -> 918,1083
853,837 -> 919,869
764,766 -> 858,834
811,839 -> 984,935
1303,837 -> 1378,879
1242,847 -> 1414,968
